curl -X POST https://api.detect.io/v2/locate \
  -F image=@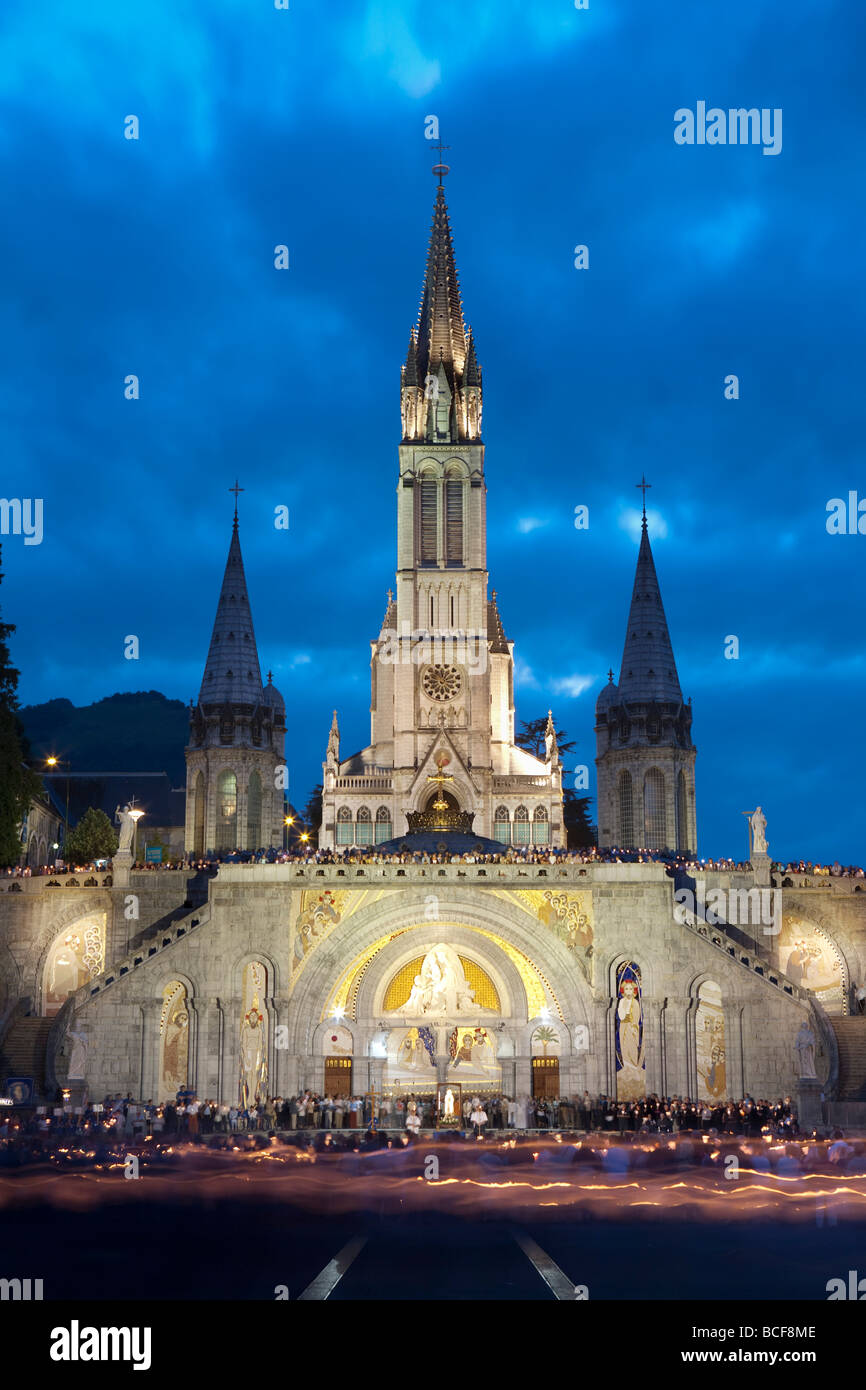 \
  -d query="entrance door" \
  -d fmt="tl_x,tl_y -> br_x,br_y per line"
324,1057 -> 352,1097
532,1057 -> 560,1098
